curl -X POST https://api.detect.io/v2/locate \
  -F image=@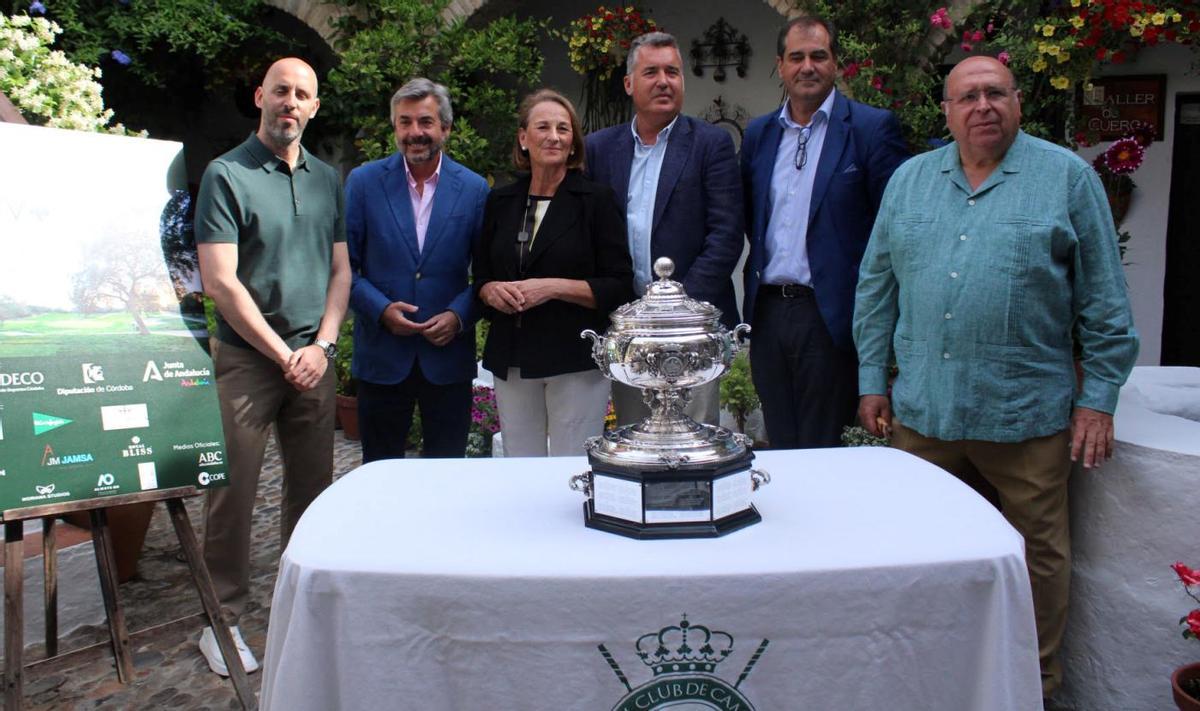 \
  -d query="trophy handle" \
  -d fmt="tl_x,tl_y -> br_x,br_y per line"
750,468 -> 771,491
580,329 -> 606,369
569,471 -> 593,497
731,323 -> 752,355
